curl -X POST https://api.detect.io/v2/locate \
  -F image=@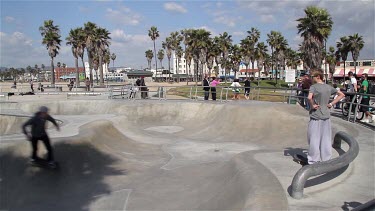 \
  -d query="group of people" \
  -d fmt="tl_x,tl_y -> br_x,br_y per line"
202,75 -> 251,101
